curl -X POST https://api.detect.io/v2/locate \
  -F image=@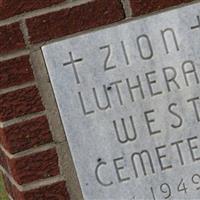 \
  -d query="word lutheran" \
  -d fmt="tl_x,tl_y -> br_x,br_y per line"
42,5 -> 200,199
